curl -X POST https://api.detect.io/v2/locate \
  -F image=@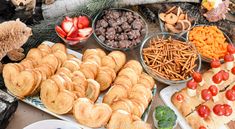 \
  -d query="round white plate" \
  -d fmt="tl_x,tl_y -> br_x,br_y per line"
23,119 -> 82,129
